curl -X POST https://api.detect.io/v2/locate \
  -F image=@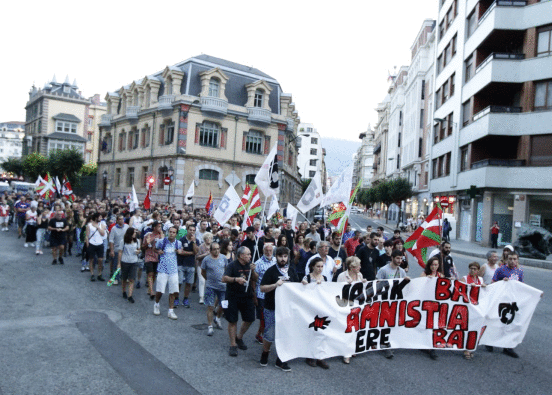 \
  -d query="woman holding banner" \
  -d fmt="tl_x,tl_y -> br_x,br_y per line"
420,256 -> 444,278
302,257 -> 330,369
